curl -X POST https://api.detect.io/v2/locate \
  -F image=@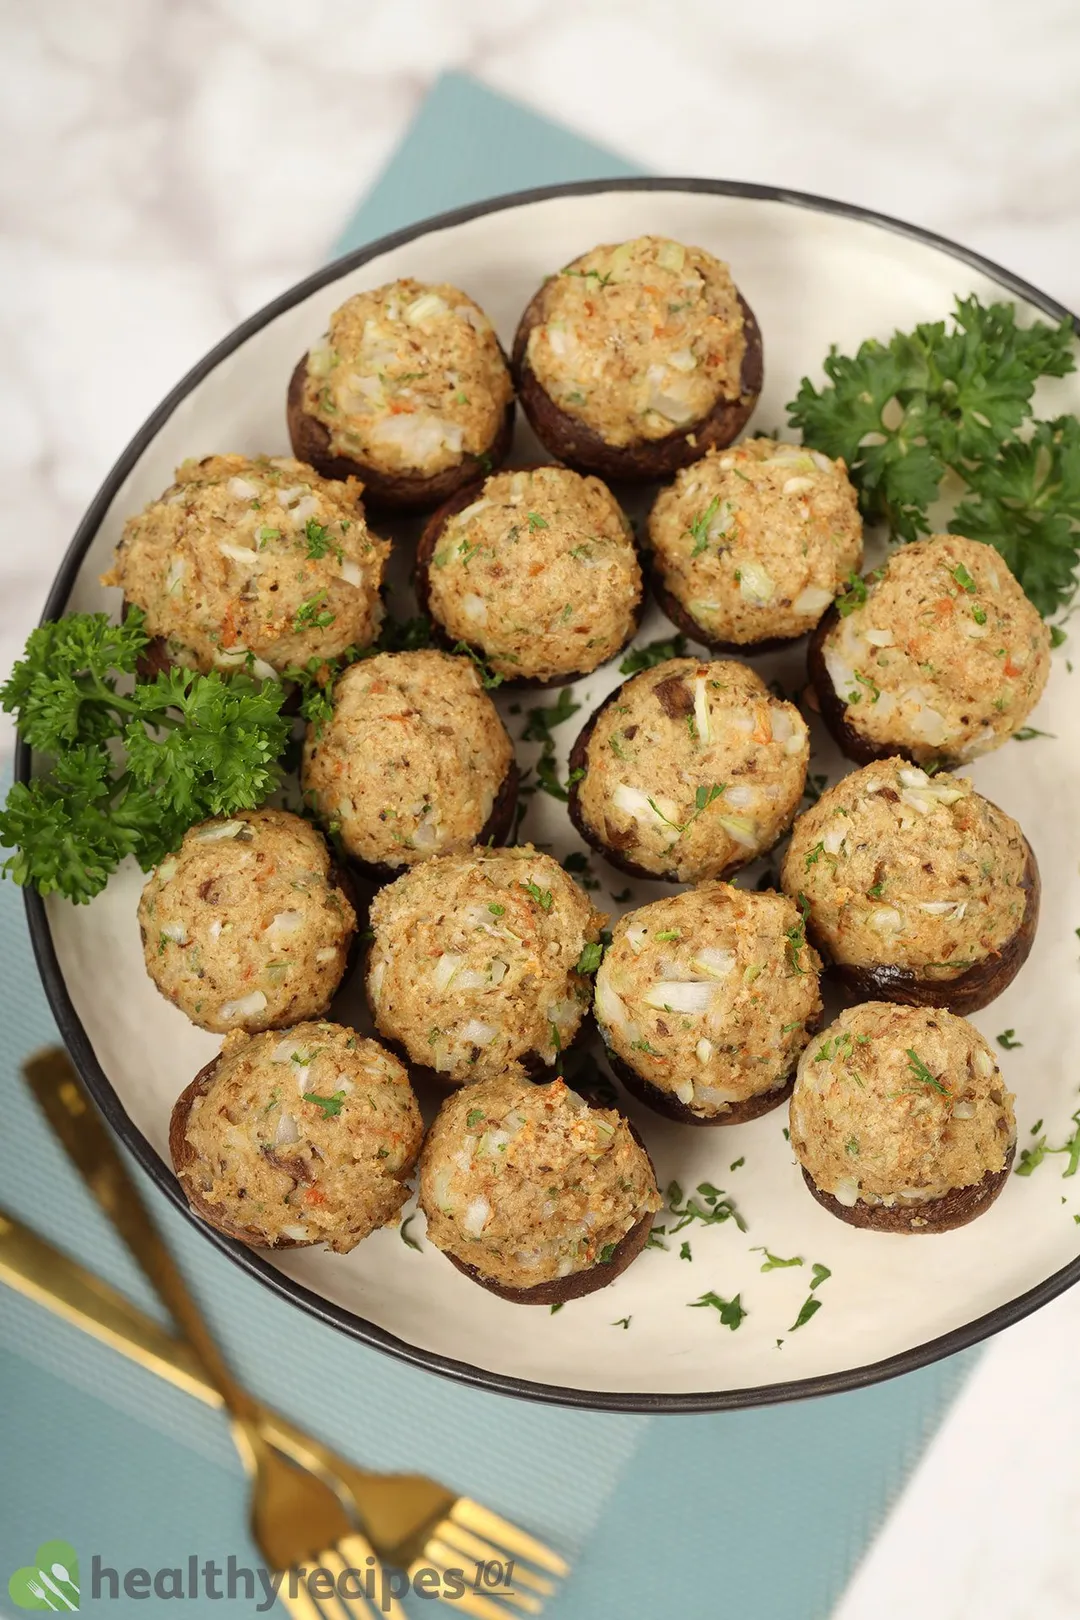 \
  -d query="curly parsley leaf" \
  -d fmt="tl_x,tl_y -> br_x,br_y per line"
0,611 -> 290,902
619,634 -> 687,675
788,297 -> 1079,612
